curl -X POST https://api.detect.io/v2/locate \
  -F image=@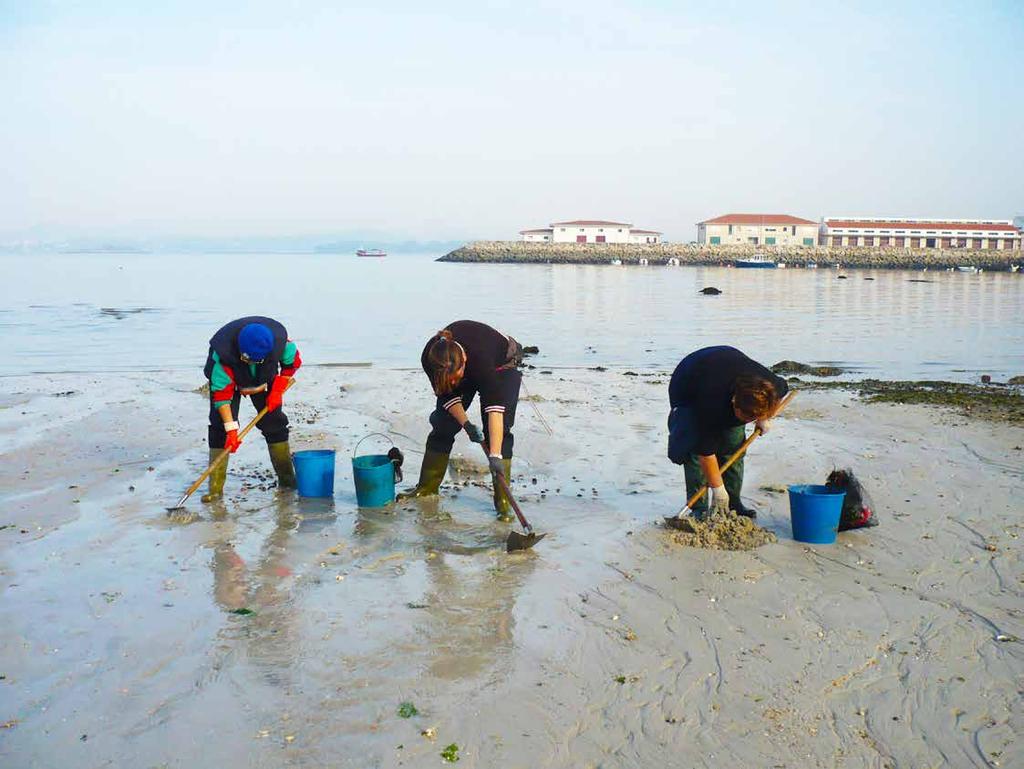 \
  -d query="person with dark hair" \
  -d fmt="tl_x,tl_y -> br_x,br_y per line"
667,346 -> 787,519
201,316 -> 302,502
399,320 -> 523,520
